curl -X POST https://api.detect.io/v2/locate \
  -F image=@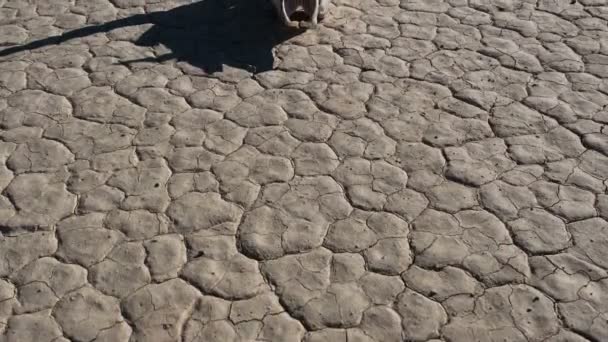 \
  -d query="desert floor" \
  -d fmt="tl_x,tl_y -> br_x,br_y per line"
1,0 -> 608,341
